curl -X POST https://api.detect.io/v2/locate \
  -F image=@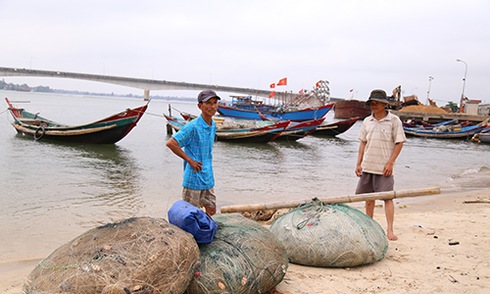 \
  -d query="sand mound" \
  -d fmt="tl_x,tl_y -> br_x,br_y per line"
399,105 -> 449,114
